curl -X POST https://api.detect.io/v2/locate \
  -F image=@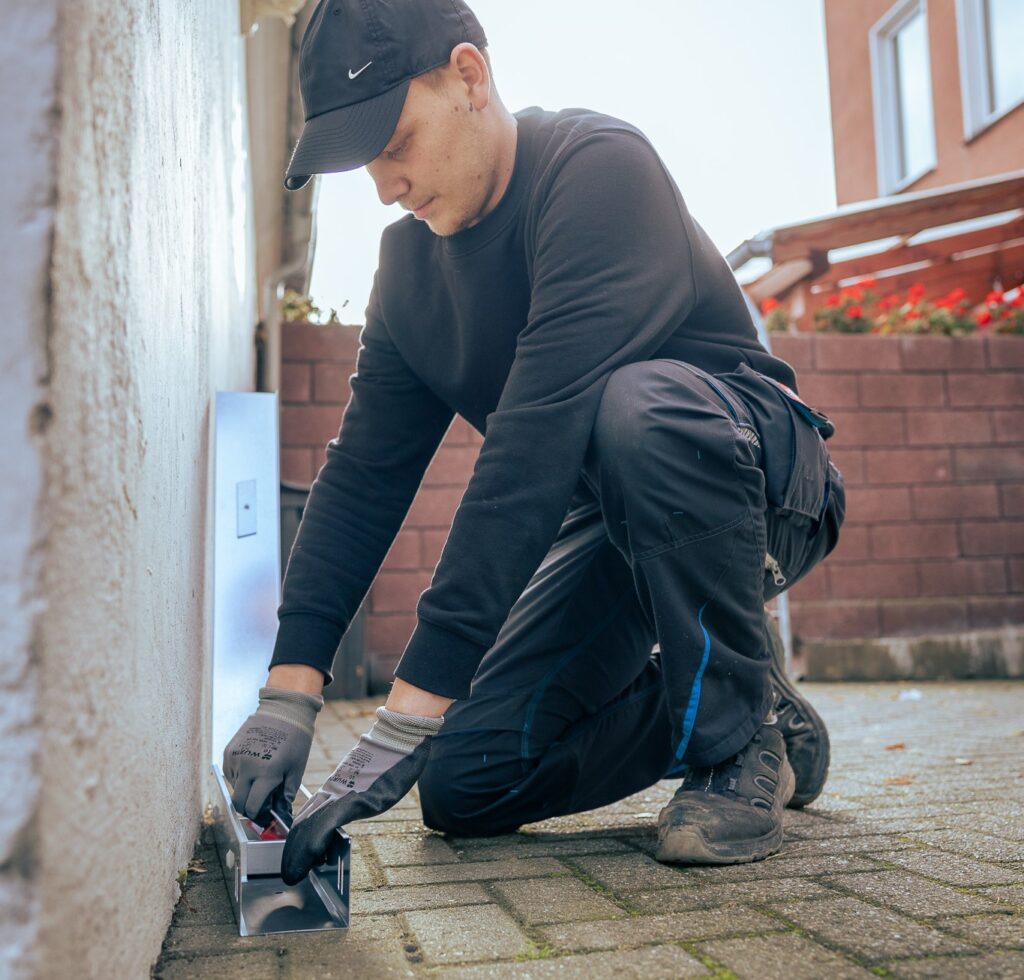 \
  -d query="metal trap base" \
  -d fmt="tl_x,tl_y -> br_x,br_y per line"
210,764 -> 351,936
